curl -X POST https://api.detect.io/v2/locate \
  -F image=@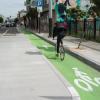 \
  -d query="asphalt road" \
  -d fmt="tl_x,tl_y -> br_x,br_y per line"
0,26 -> 18,35
0,26 -> 78,100
0,26 -> 8,34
